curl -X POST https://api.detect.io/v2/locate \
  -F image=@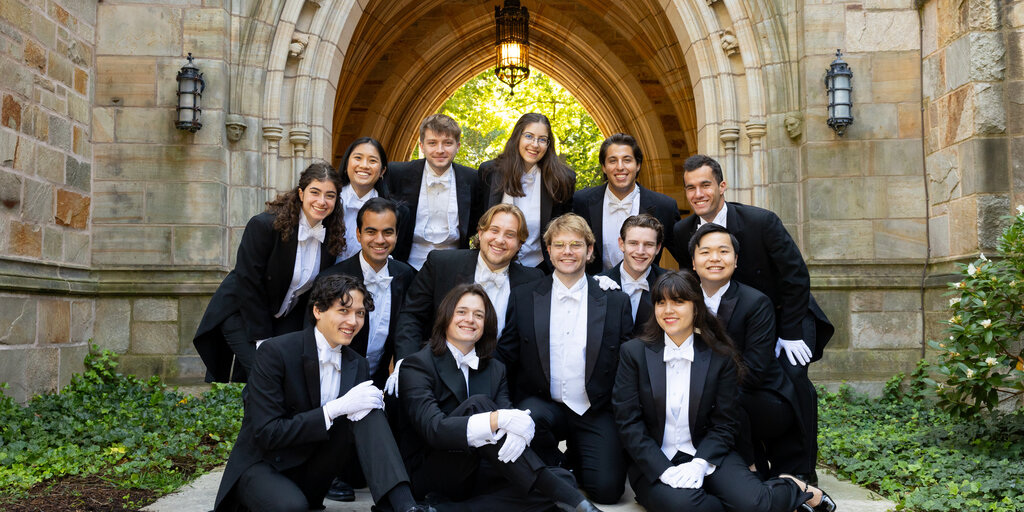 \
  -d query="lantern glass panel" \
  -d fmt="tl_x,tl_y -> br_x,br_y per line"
834,104 -> 851,119
834,88 -> 850,106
